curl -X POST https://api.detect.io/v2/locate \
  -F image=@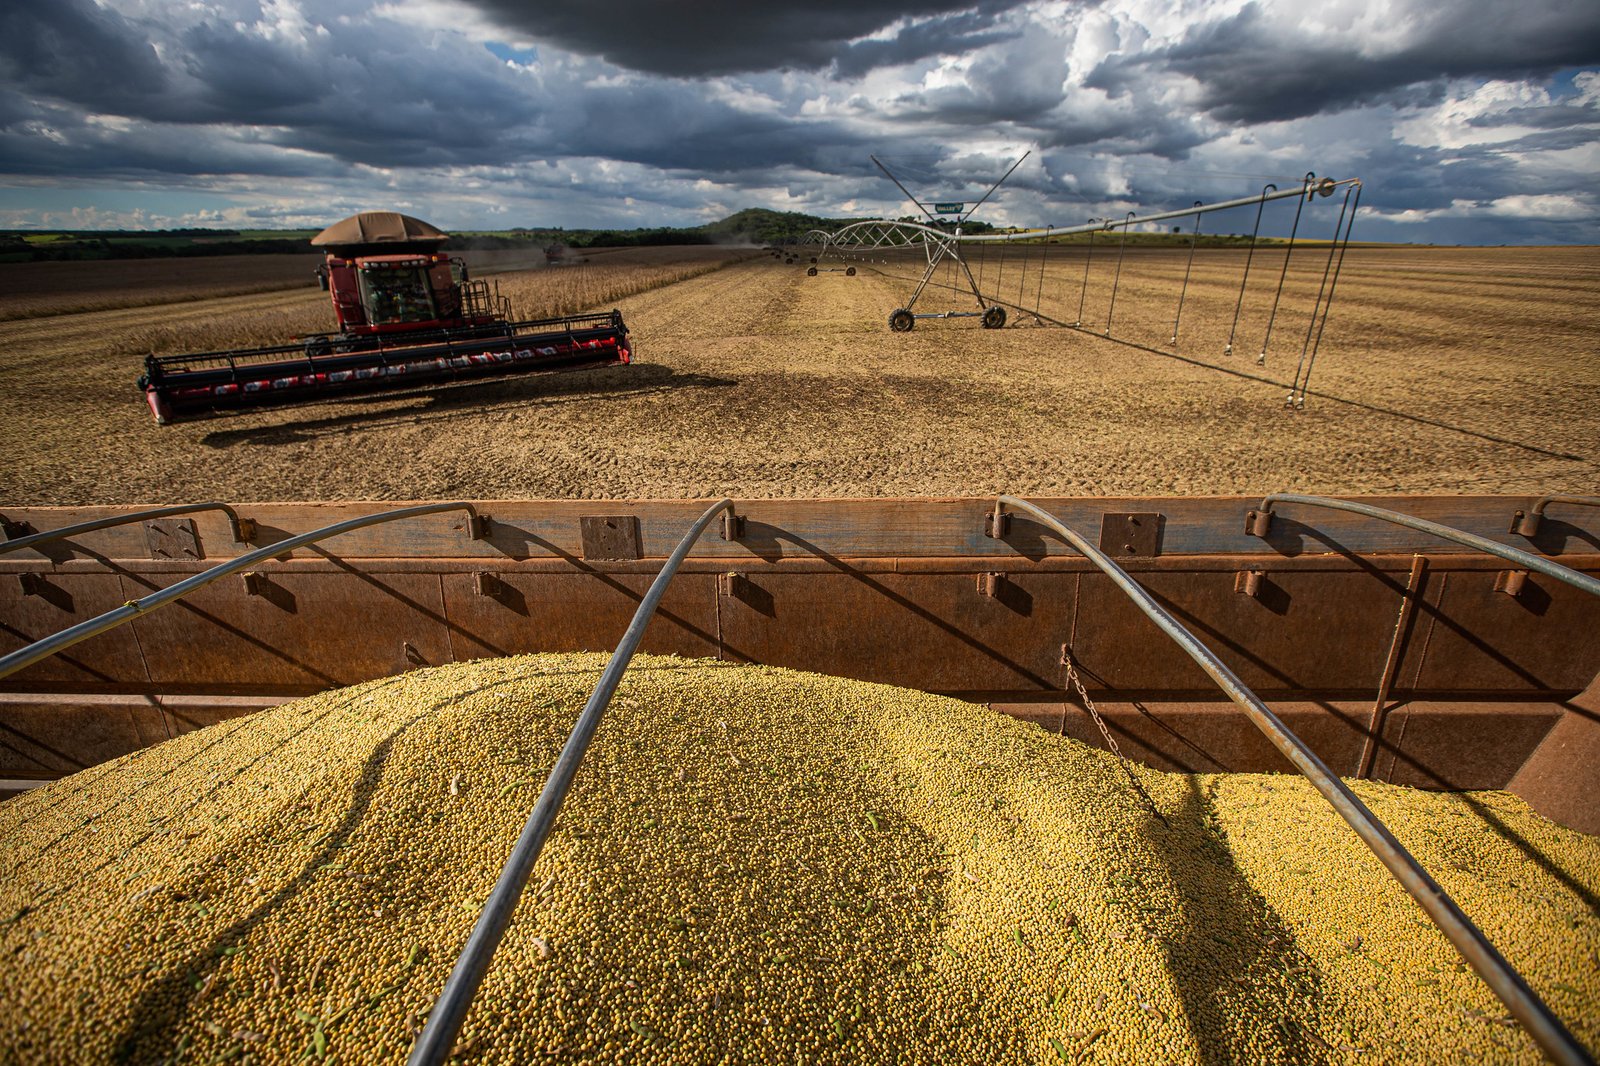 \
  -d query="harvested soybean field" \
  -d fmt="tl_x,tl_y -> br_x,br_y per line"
0,244 -> 1596,503
3,655 -> 1597,1064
